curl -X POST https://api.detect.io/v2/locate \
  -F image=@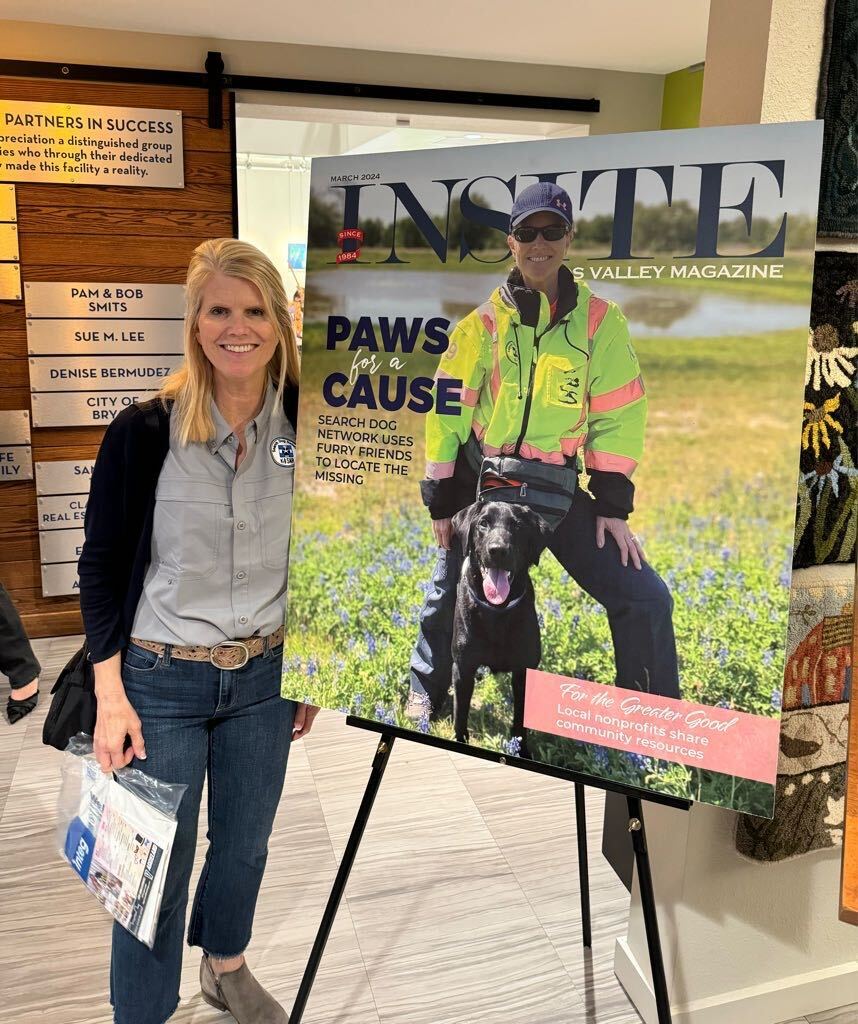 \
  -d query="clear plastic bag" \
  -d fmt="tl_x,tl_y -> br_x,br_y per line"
57,734 -> 187,948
